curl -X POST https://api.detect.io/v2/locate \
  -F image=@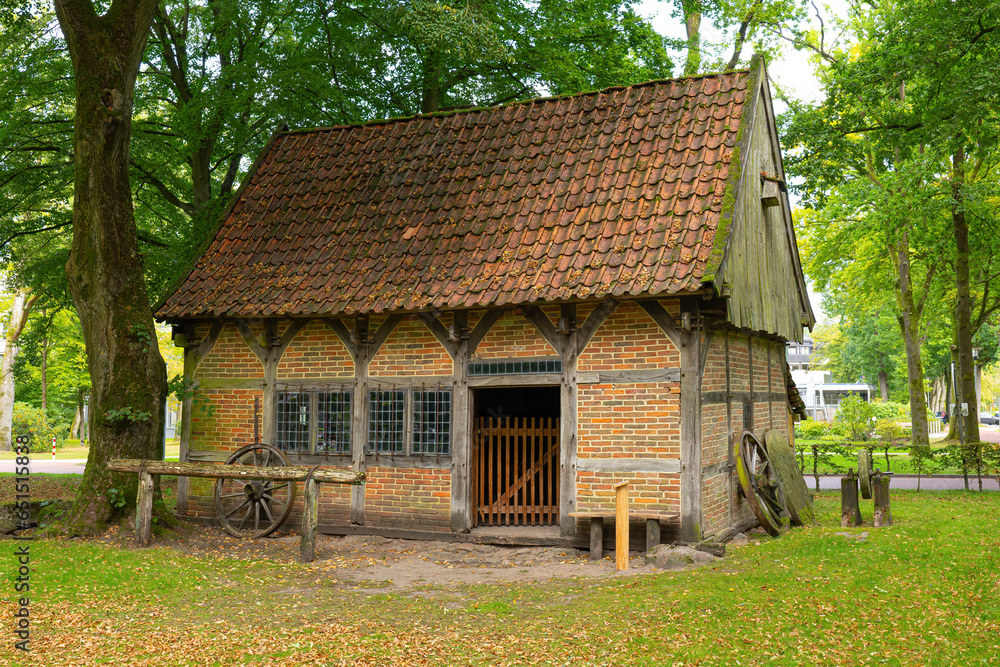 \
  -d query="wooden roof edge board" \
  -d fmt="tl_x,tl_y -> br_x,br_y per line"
278,69 -> 754,139
153,122 -> 289,321
156,290 -> 715,326
699,53 -> 764,289
757,70 -> 815,334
